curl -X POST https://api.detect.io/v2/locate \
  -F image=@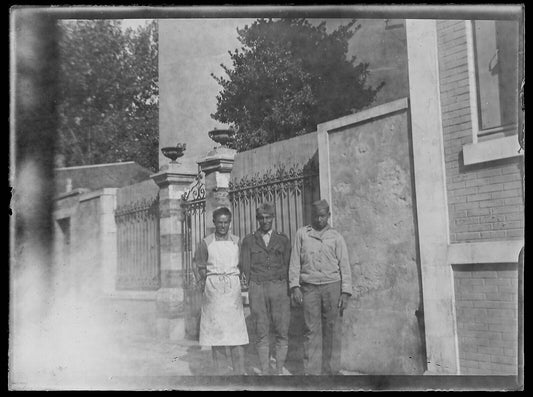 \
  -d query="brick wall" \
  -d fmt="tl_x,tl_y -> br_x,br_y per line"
453,263 -> 518,374
436,21 -> 524,243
